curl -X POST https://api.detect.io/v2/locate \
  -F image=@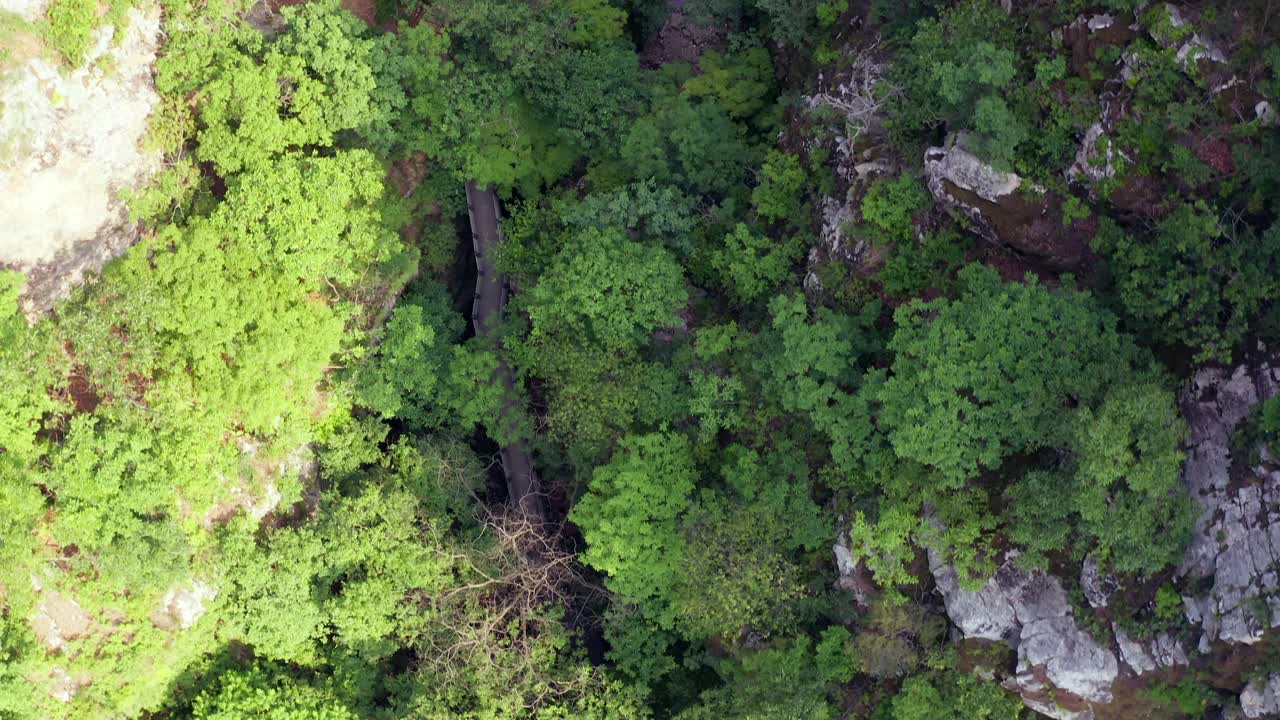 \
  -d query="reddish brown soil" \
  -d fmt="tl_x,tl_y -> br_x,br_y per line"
65,367 -> 101,415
